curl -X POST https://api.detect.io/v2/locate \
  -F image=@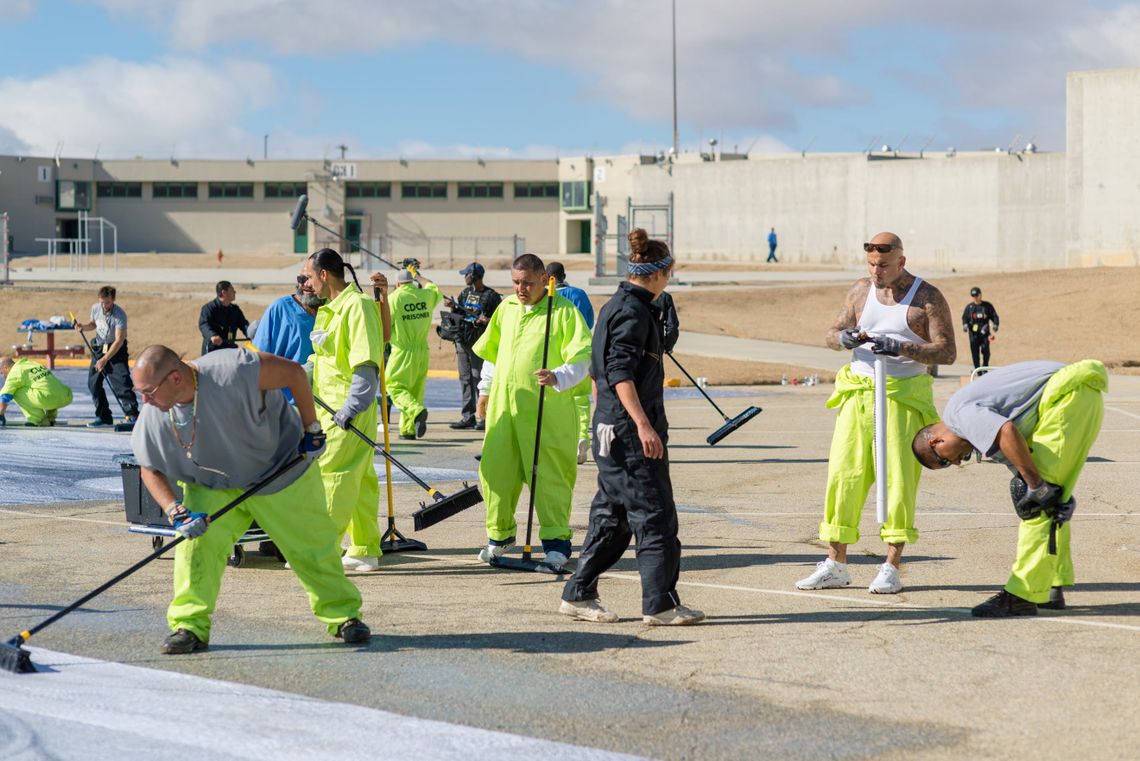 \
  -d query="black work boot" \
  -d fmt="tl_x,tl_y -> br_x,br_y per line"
336,619 -> 372,644
1038,586 -> 1066,610
972,590 -> 1037,618
160,629 -> 208,655
414,409 -> 429,438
